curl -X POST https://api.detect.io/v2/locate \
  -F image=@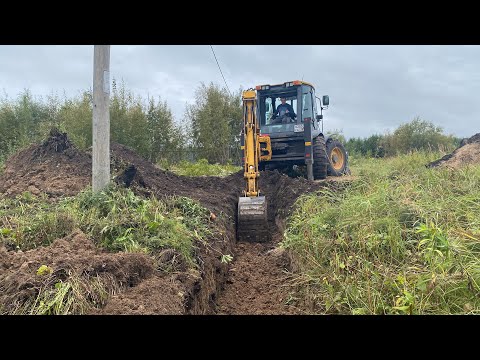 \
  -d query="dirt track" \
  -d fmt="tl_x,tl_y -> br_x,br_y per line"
0,129 -> 329,315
